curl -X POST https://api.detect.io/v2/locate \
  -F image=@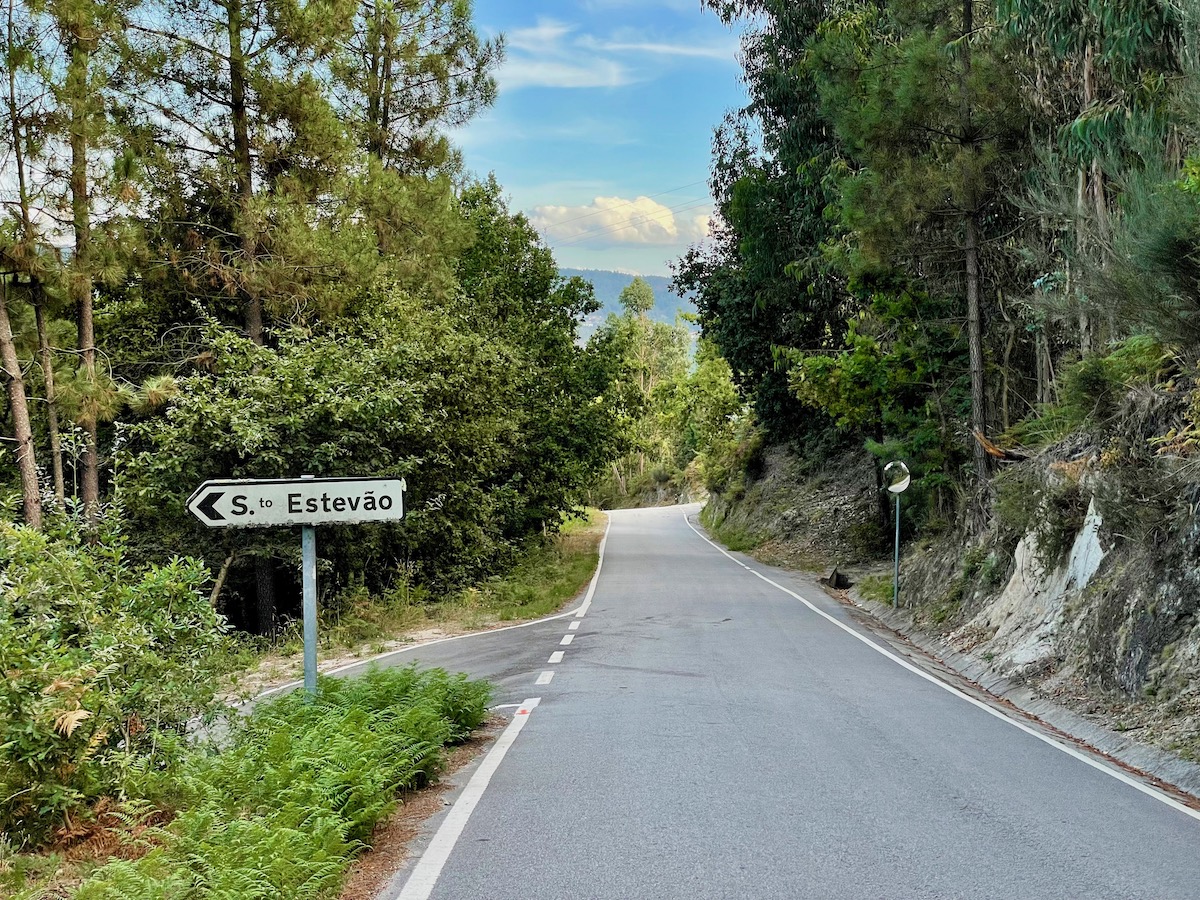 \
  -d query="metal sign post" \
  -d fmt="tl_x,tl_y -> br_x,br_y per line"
883,461 -> 911,609
301,475 -> 318,694
188,475 -> 407,693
